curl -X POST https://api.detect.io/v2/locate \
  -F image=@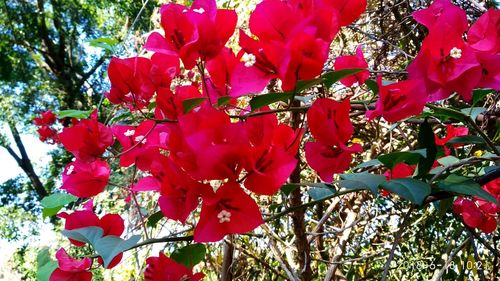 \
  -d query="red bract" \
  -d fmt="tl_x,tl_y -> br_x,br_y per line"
33,110 -> 57,126
366,76 -> 427,123
409,2 -> 482,101
112,120 -> 171,171
58,115 -> 113,162
145,0 -> 237,69
317,0 -> 366,27
435,124 -> 469,156
61,159 -> 110,198
307,98 -> 353,146
151,156 -> 207,223
334,45 -> 369,87
37,126 -> 59,144
305,142 -> 362,182
453,198 -> 497,234
381,163 -> 415,196
177,104 -> 250,180
412,0 -> 467,32
244,122 -> 301,195
468,9 -> 500,53
194,182 -> 264,242
49,248 -> 92,281
145,252 -> 204,281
